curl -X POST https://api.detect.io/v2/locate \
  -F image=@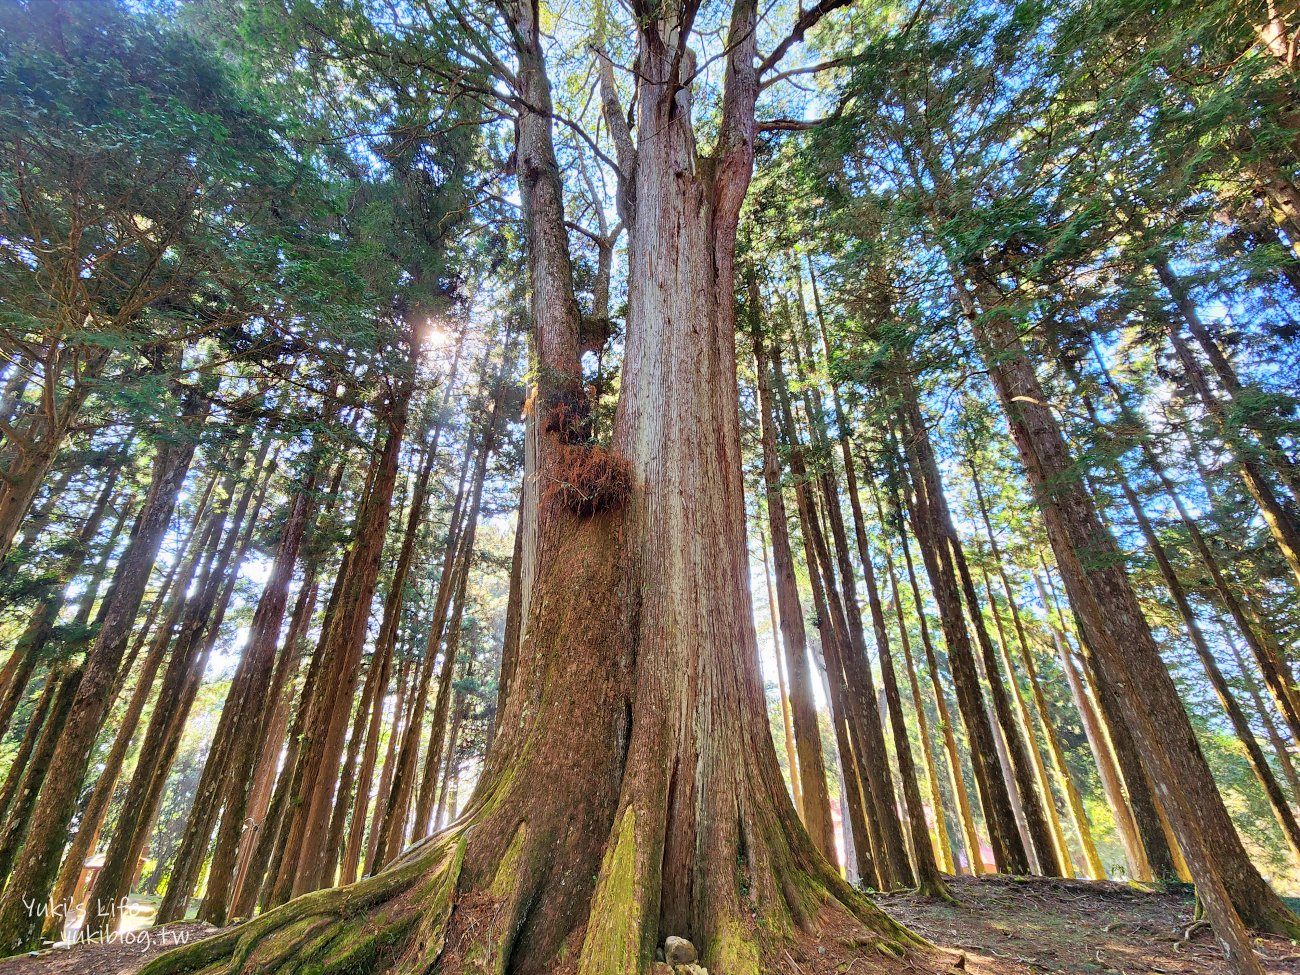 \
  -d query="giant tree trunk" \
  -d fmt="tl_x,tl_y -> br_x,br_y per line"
139,3 -> 925,972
